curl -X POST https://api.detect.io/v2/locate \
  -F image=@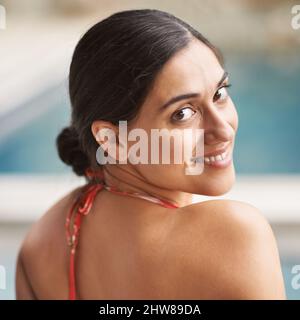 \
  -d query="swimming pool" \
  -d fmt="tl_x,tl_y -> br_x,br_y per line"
0,53 -> 299,174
